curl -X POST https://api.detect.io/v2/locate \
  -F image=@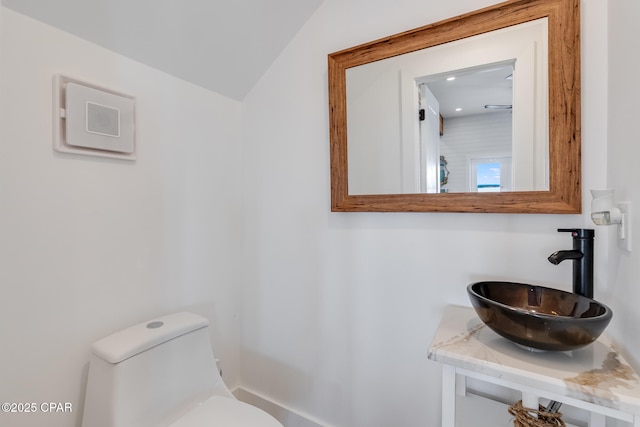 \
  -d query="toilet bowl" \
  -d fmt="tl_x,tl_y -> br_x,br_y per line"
81,312 -> 283,427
